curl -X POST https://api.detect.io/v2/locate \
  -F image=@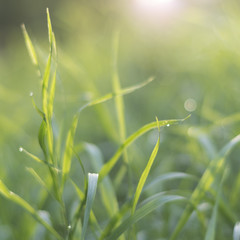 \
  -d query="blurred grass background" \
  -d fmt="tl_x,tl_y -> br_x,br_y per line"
1,0 -> 240,239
